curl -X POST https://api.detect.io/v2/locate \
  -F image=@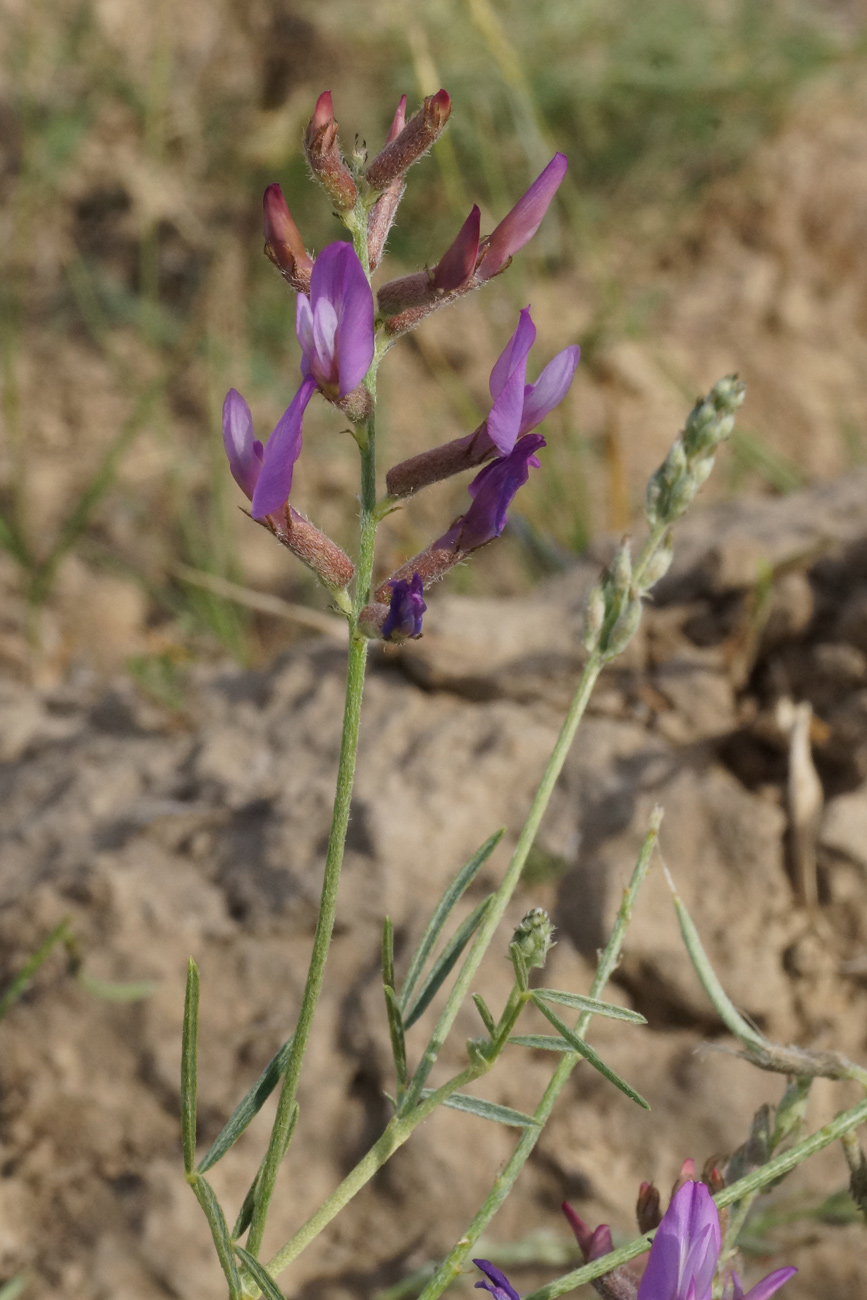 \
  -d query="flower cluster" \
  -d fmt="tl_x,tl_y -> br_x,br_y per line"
474,1175 -> 795,1300
221,89 -> 579,640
